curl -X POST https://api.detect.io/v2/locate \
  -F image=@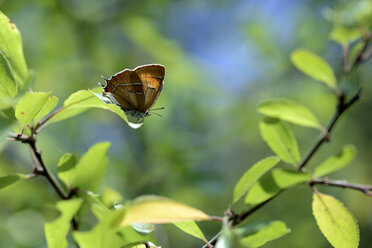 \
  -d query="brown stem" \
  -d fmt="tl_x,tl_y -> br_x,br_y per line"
310,179 -> 372,196
298,89 -> 361,171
